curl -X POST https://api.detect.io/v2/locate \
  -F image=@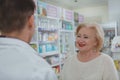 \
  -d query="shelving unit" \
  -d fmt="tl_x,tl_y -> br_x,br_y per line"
111,36 -> 120,79
59,8 -> 76,57
37,17 -> 59,53
58,18 -> 76,71
31,15 -> 61,75
30,0 -> 79,76
59,20 -> 75,56
101,22 -> 117,56
101,22 -> 120,79
30,0 -> 61,75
